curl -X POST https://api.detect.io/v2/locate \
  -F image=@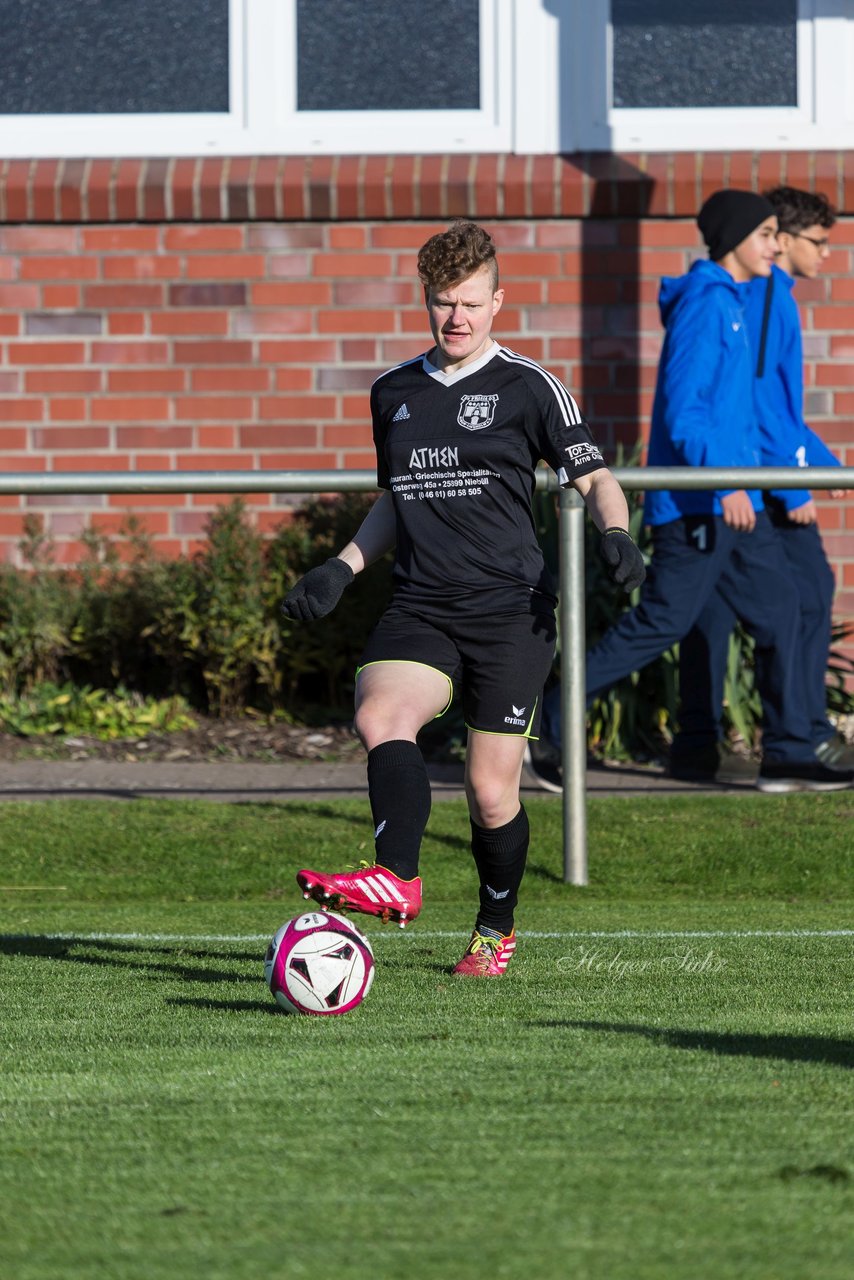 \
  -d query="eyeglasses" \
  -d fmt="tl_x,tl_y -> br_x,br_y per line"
793,233 -> 830,250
